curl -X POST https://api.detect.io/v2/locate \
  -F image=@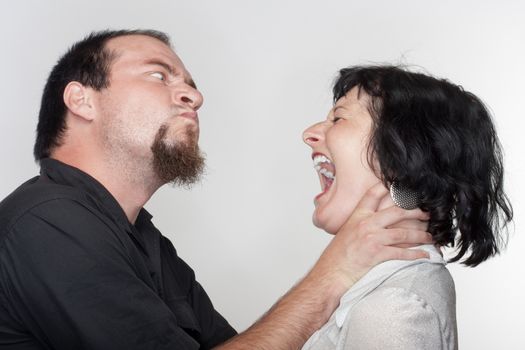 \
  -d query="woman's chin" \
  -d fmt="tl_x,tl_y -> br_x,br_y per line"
312,212 -> 341,235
